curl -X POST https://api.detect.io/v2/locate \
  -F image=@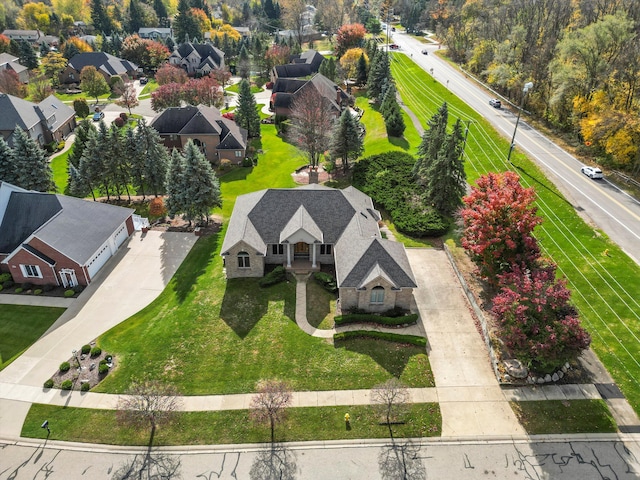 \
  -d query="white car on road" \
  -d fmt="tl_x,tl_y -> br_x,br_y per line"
581,166 -> 603,179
